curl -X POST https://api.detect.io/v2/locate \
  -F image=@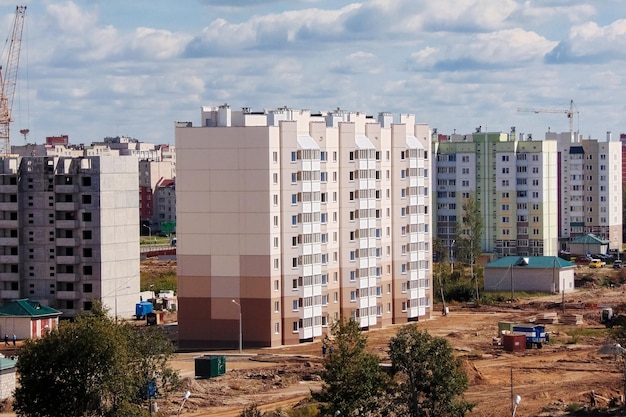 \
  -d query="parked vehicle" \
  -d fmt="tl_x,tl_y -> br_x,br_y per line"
589,259 -> 606,268
512,325 -> 547,349
594,254 -> 612,261
614,260 -> 623,269
575,256 -> 592,264
600,307 -> 626,328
